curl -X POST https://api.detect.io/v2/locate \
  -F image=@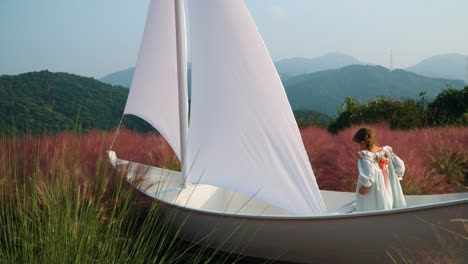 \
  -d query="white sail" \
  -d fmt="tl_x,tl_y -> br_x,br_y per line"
124,0 -> 185,159
186,0 -> 326,215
